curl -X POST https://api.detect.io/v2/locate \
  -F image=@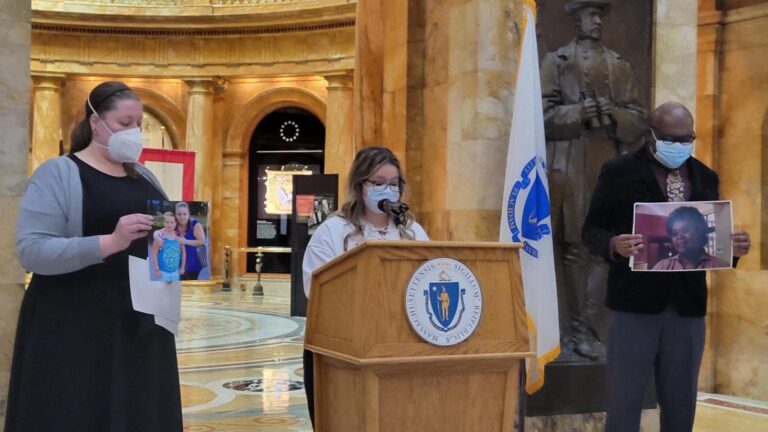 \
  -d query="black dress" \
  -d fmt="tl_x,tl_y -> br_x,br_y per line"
4,155 -> 183,432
